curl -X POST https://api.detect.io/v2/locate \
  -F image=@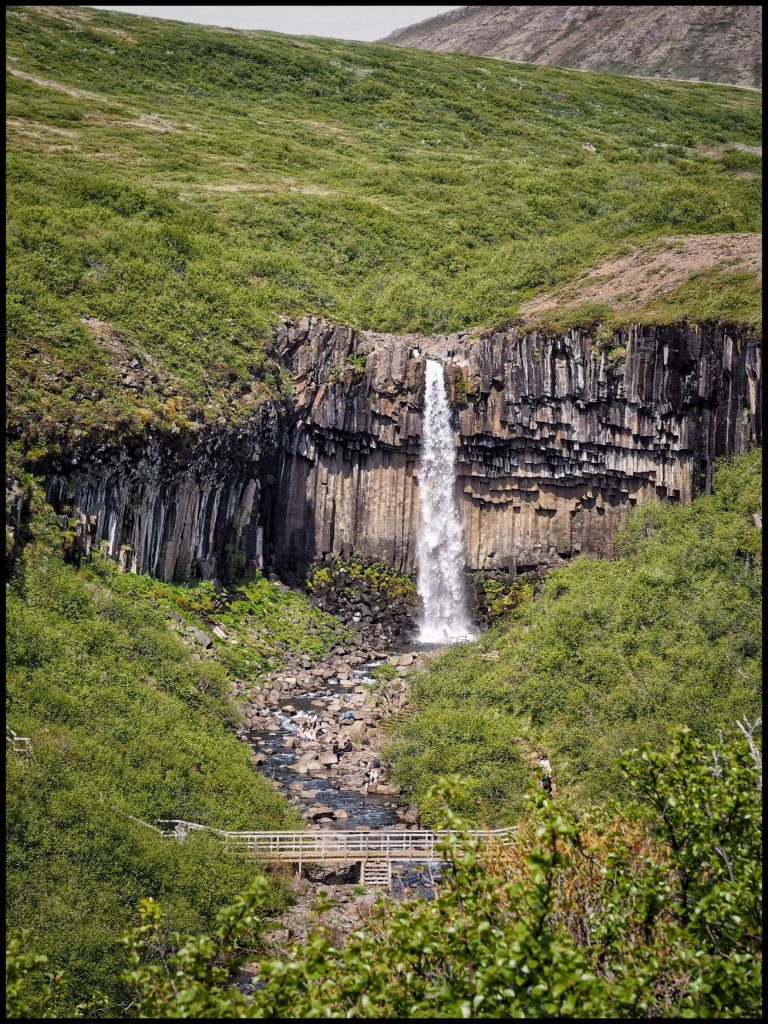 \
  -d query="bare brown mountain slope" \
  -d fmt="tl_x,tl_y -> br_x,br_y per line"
384,6 -> 762,90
